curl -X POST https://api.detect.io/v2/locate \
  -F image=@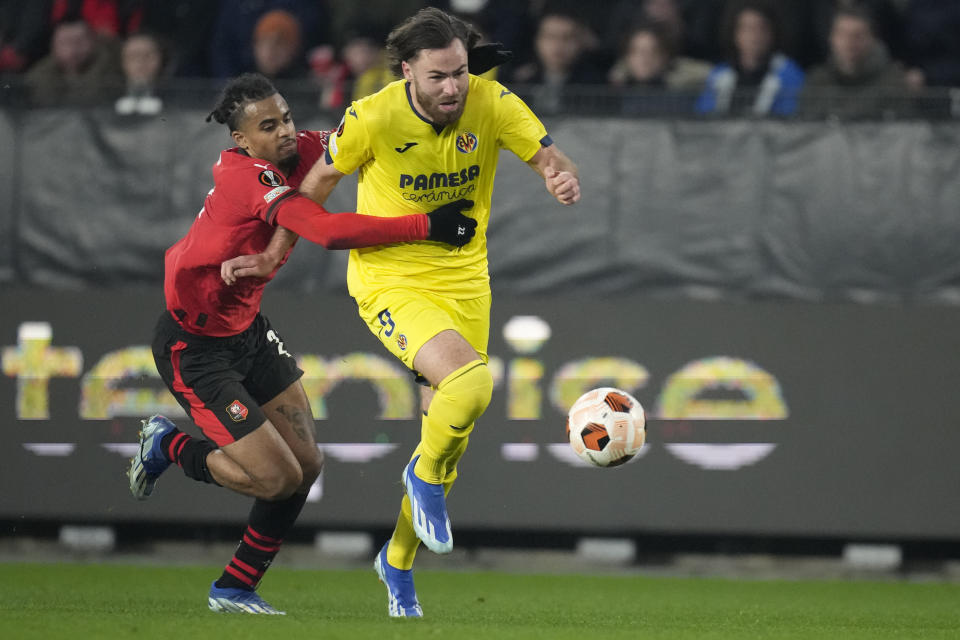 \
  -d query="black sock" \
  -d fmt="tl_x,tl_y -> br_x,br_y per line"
215,491 -> 310,591
159,429 -> 218,484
